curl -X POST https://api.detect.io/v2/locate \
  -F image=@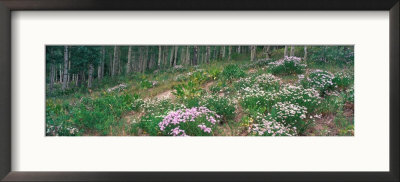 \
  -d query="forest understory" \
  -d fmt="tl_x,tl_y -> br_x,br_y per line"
46,45 -> 354,136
